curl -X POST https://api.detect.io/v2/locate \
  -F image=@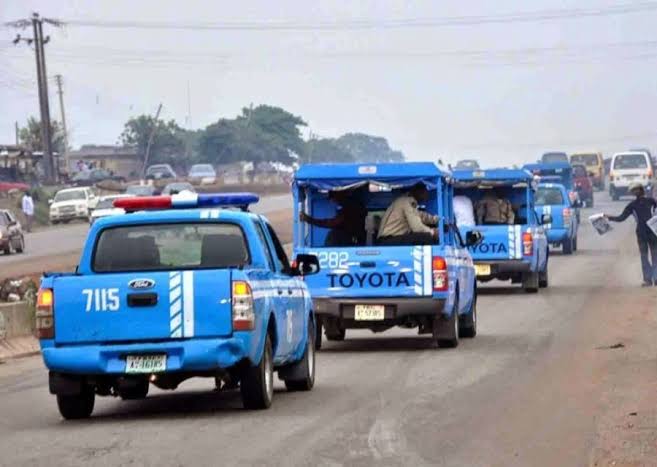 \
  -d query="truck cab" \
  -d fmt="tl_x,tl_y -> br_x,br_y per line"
453,168 -> 549,293
534,183 -> 579,255
292,162 -> 478,349
38,192 -> 320,419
